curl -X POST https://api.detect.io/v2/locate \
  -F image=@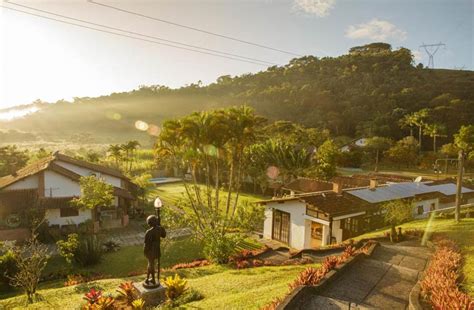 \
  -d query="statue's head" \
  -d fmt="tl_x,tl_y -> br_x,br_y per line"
146,215 -> 159,227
